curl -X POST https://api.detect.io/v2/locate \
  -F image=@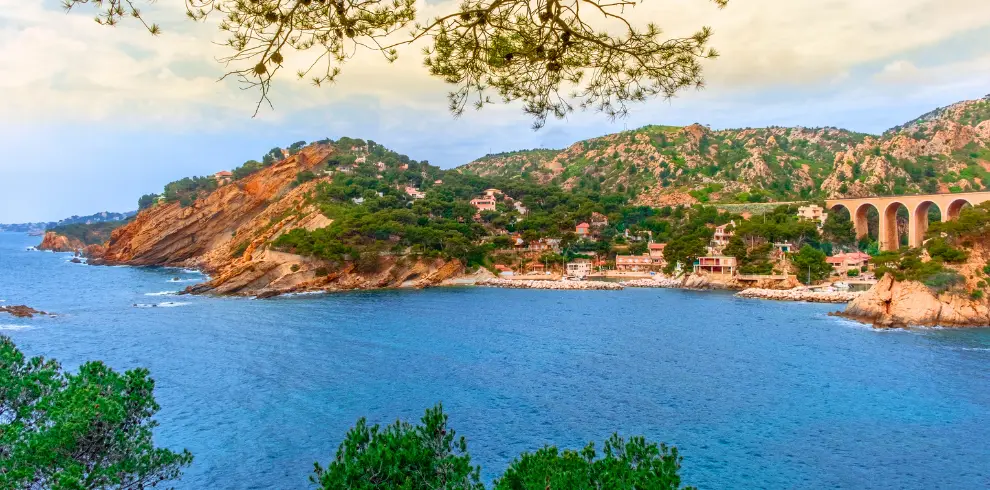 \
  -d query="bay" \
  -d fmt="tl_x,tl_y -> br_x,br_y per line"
1,231 -> 988,489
